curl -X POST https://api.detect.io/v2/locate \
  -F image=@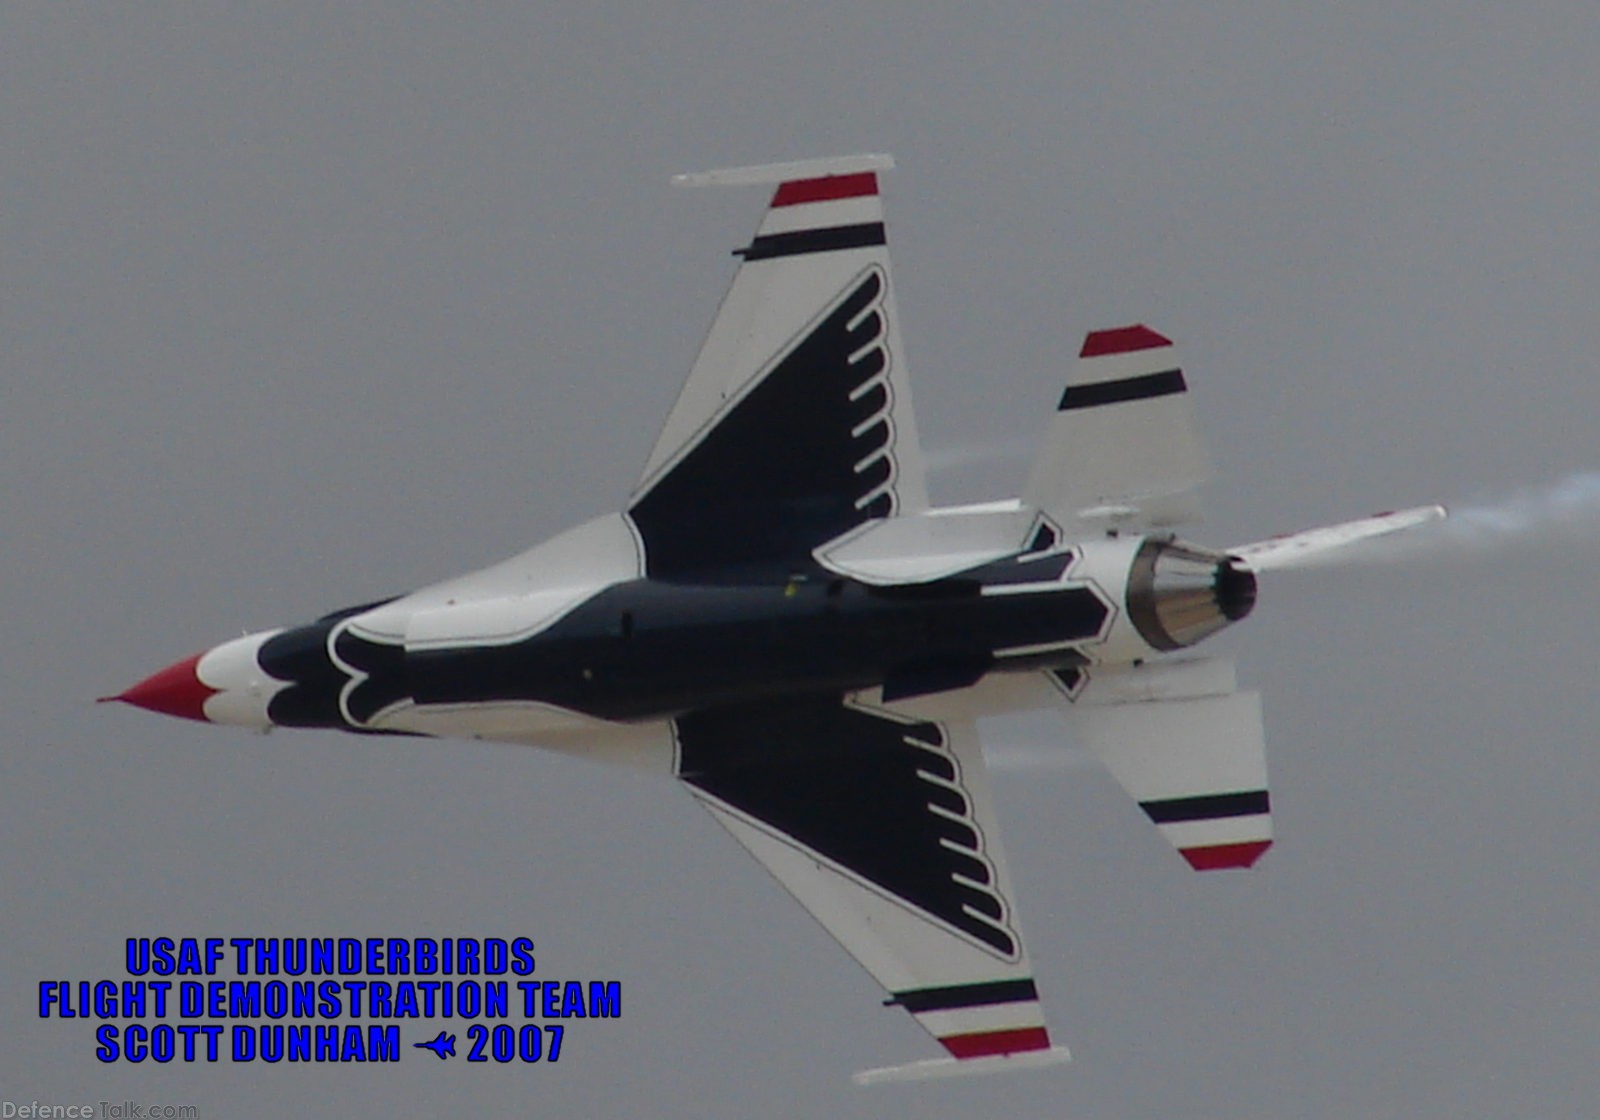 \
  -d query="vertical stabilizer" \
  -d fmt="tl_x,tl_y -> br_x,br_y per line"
1023,325 -> 1210,534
